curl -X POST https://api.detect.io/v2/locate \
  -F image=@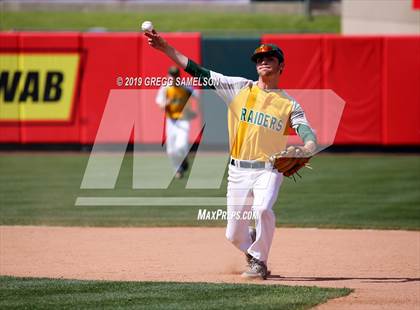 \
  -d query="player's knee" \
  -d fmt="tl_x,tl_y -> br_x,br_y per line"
225,229 -> 241,246
254,208 -> 275,222
168,148 -> 185,158
225,230 -> 235,243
